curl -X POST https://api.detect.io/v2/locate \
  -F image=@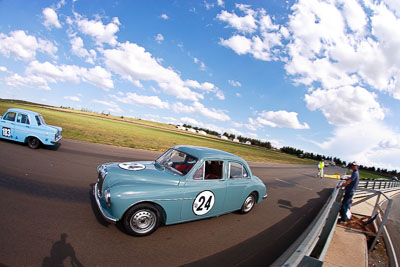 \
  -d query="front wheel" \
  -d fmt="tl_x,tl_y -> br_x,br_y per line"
123,204 -> 160,237
240,193 -> 256,214
27,137 -> 40,149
